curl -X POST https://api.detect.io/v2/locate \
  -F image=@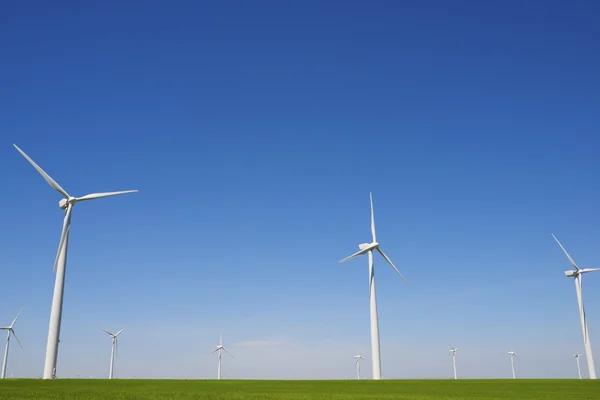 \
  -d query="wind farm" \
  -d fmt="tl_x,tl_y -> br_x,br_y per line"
3,153 -> 599,393
2,147 -> 599,399
3,2 -> 600,399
